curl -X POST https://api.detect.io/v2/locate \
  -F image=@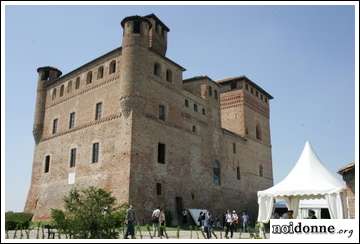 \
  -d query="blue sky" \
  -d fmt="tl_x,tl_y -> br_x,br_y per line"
5,5 -> 355,211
